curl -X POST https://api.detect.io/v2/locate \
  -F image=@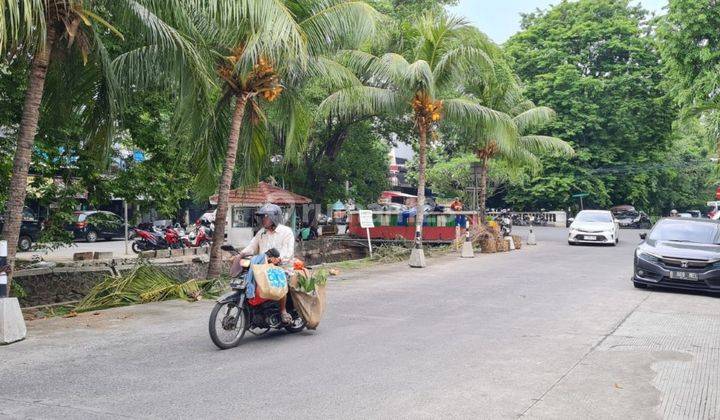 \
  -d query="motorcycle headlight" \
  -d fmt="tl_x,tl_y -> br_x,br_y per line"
636,250 -> 660,263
